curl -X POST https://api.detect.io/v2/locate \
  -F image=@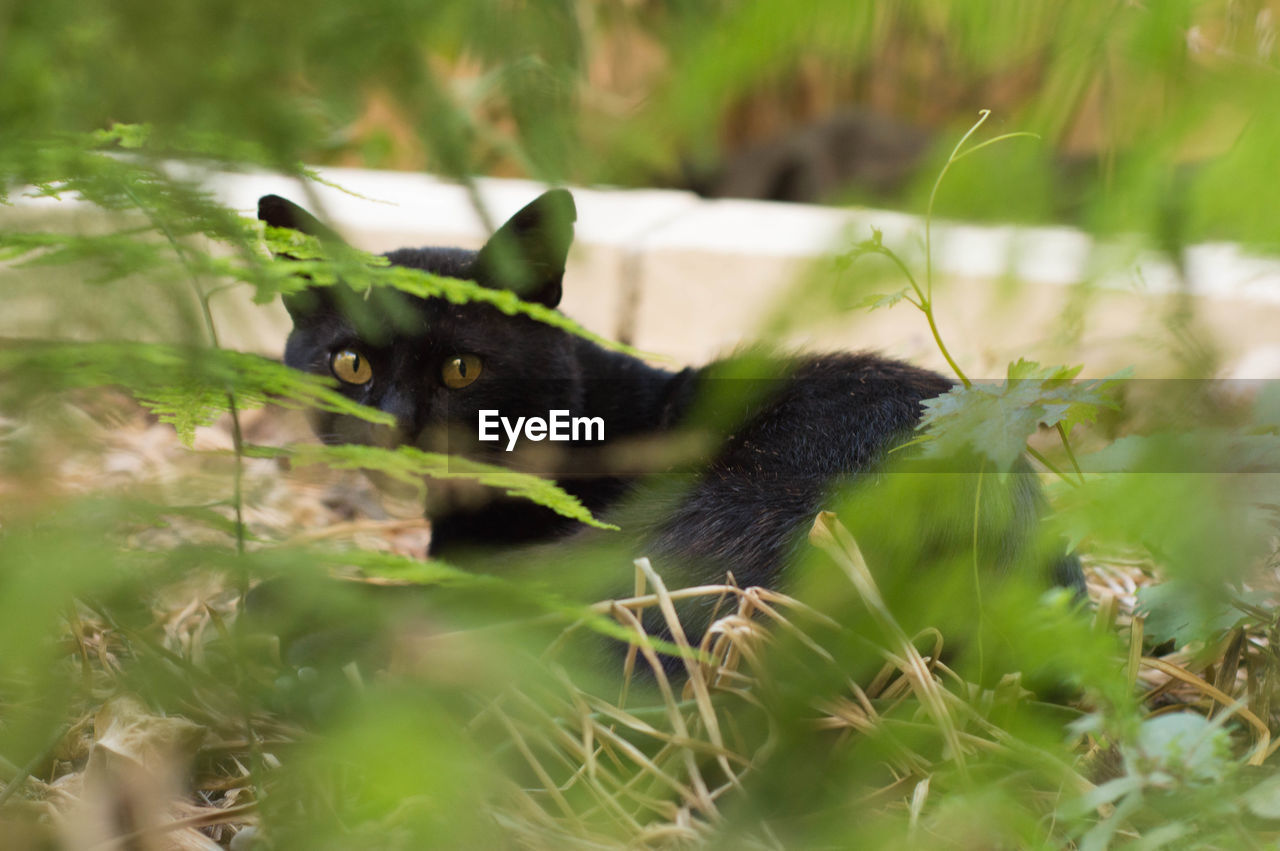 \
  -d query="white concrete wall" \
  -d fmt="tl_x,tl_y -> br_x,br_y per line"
7,165 -> 1280,379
